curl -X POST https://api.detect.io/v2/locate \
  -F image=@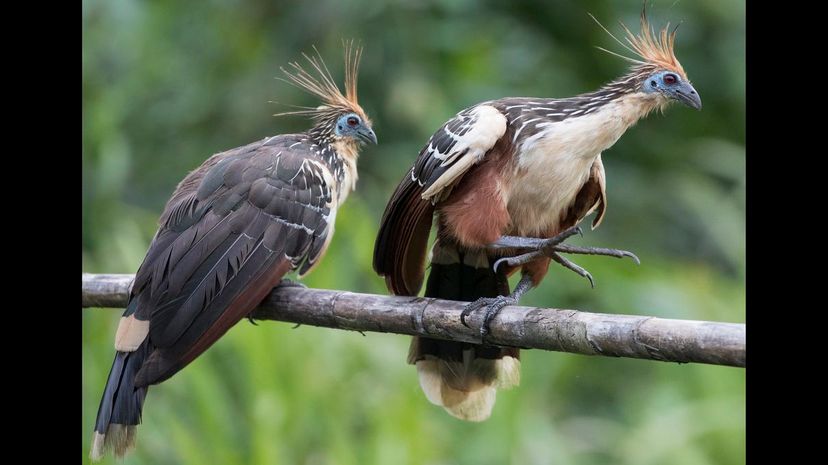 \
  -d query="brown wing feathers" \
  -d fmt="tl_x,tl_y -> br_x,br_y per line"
137,239 -> 291,386
129,137 -> 332,385
373,171 -> 434,295
373,105 -> 506,296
